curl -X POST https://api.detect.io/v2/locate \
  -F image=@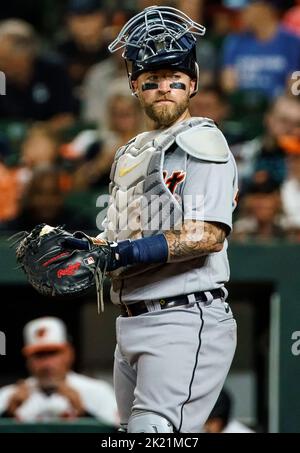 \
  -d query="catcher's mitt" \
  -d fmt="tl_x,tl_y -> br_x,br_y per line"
15,224 -> 119,312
